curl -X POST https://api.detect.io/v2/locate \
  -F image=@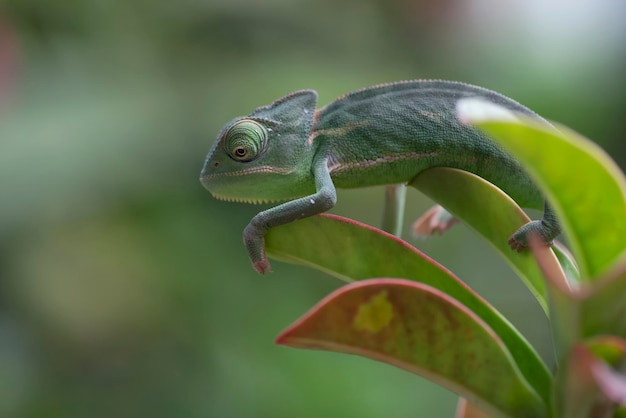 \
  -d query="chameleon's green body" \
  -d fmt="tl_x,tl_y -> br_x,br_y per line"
200,80 -> 560,273
315,82 -> 540,205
